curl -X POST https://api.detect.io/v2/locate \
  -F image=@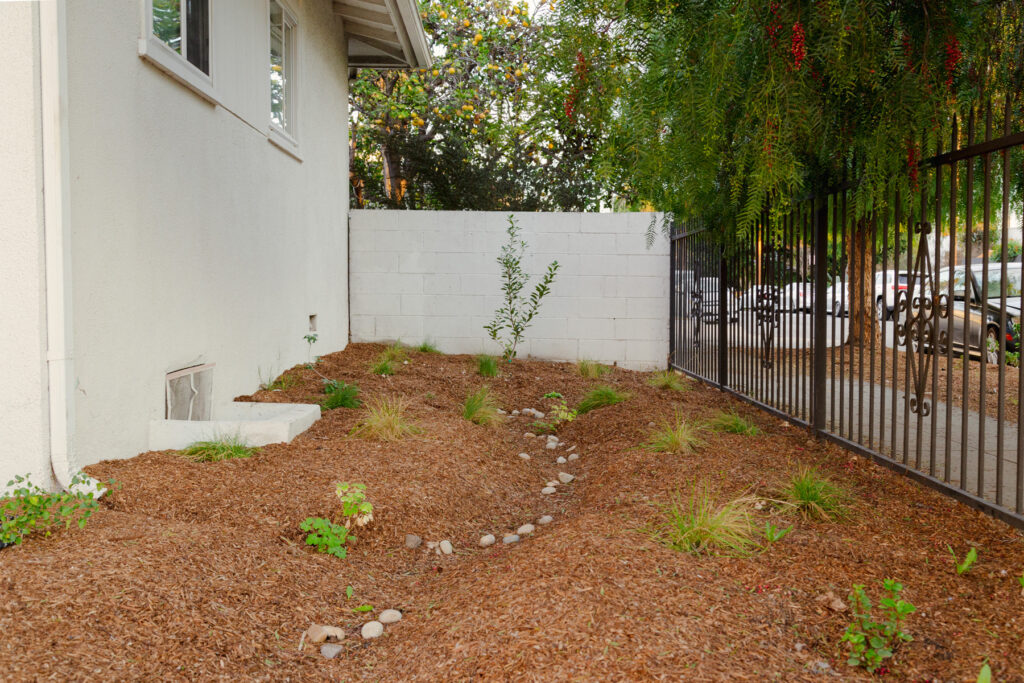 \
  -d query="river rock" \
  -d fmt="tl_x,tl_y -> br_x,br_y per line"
568,453 -> 579,461
503,534 -> 520,543
524,432 -> 536,438
545,442 -> 558,450
361,621 -> 384,639
321,643 -> 344,659
537,515 -> 554,525
439,540 -> 453,555
558,472 -> 575,484
405,534 -> 422,549
379,609 -> 402,624
518,452 -> 531,461
517,523 -> 535,535
541,486 -> 557,495
479,534 -> 496,547
306,624 -> 345,644
556,456 -> 567,464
